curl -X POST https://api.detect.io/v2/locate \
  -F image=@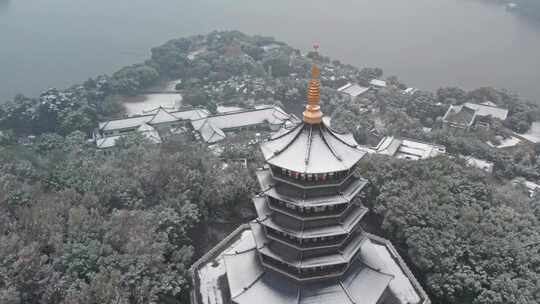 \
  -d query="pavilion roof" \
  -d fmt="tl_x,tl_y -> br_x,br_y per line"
443,105 -> 476,126
218,227 -> 426,304
260,121 -> 366,174
148,107 -> 182,124
190,105 -> 295,143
